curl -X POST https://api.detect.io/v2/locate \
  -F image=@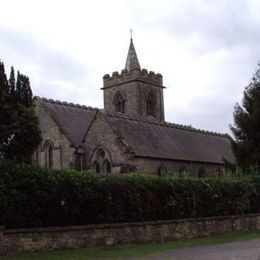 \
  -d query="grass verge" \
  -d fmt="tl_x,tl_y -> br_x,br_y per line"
2,231 -> 260,259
